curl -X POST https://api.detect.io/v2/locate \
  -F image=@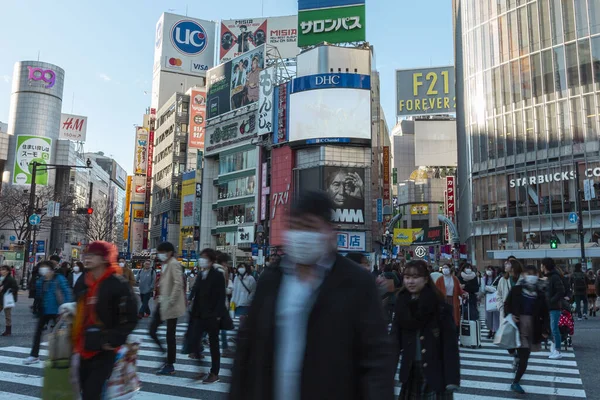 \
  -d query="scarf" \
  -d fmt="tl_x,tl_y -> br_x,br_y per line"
461,270 -> 476,281
396,285 -> 439,331
517,277 -> 539,298
74,264 -> 120,359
